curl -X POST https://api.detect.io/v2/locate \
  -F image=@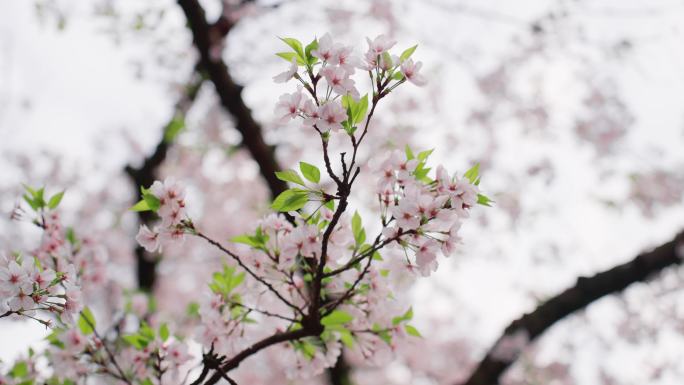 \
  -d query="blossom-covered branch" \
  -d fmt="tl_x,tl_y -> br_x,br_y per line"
131,32 -> 488,384
461,231 -> 684,385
